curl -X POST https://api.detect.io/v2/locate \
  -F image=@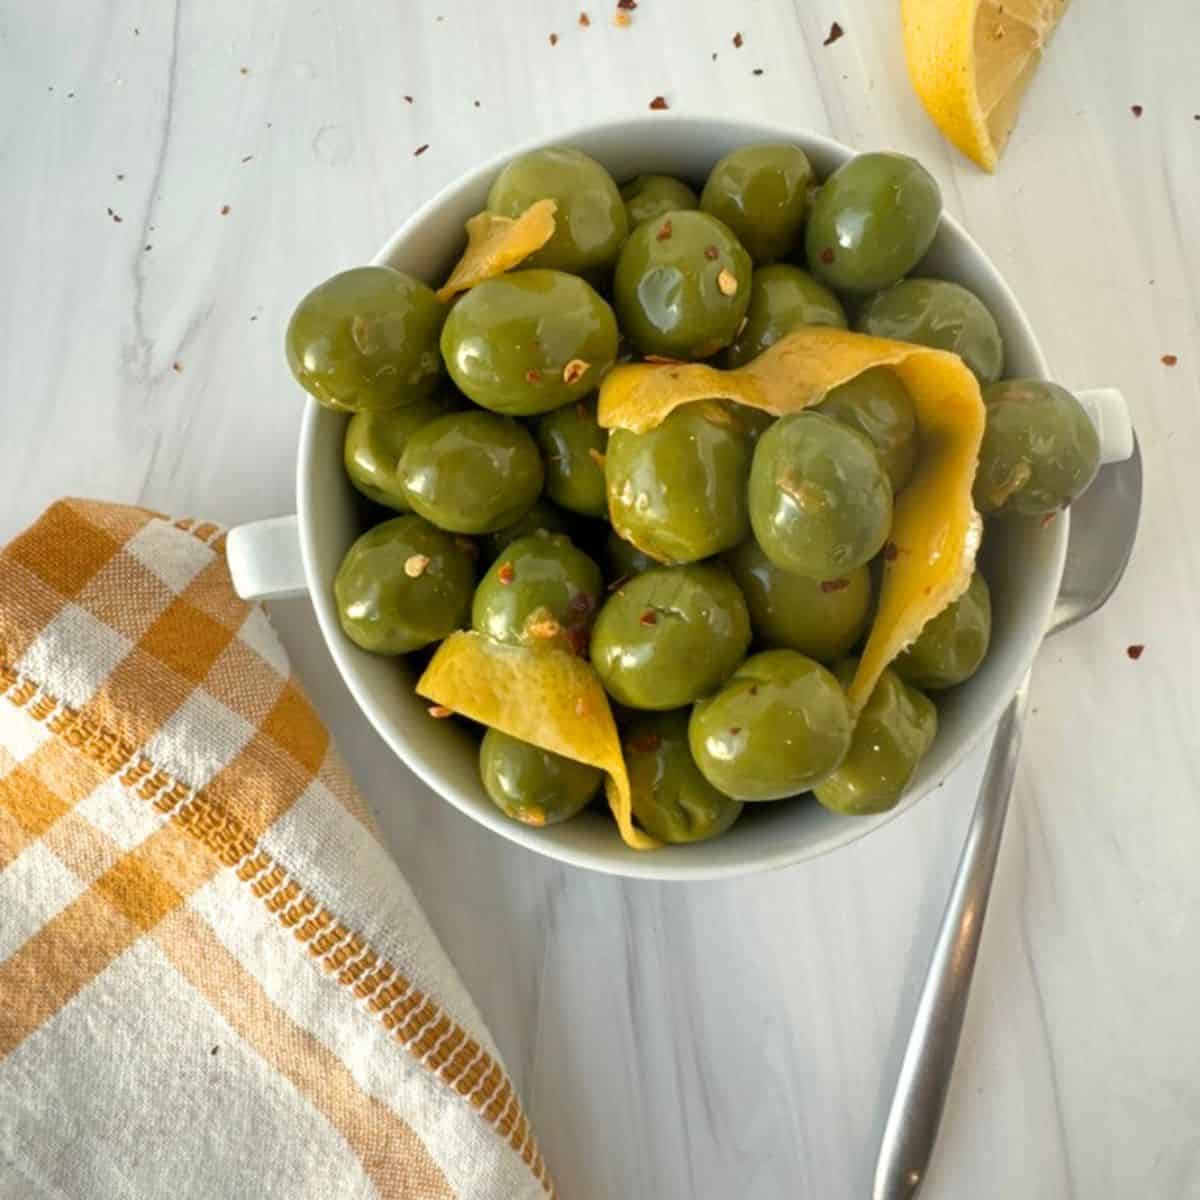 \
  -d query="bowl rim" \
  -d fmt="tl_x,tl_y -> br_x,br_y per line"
297,113 -> 1062,882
